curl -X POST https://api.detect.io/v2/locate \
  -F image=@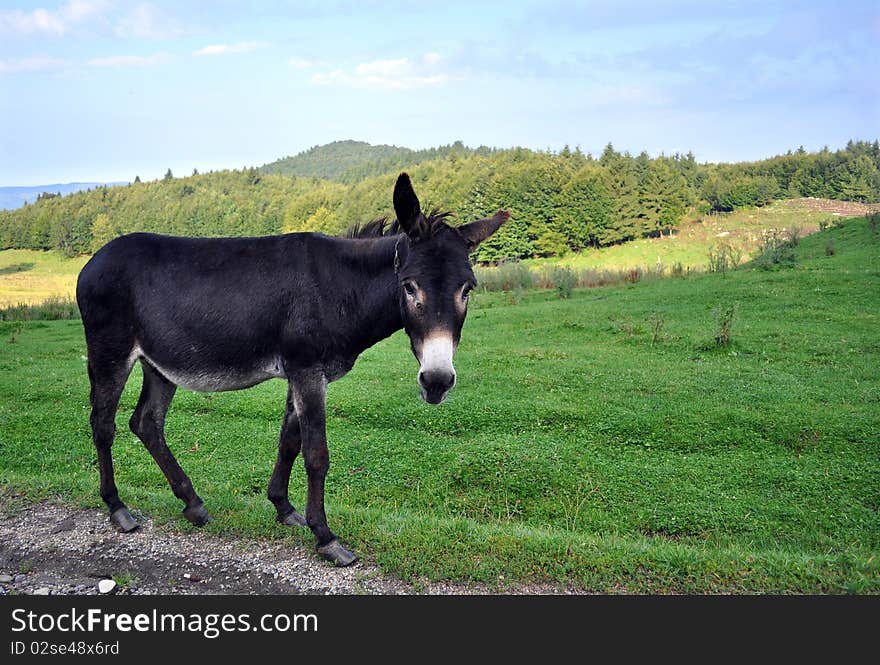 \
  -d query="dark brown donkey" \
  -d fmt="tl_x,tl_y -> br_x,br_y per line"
76,173 -> 508,565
